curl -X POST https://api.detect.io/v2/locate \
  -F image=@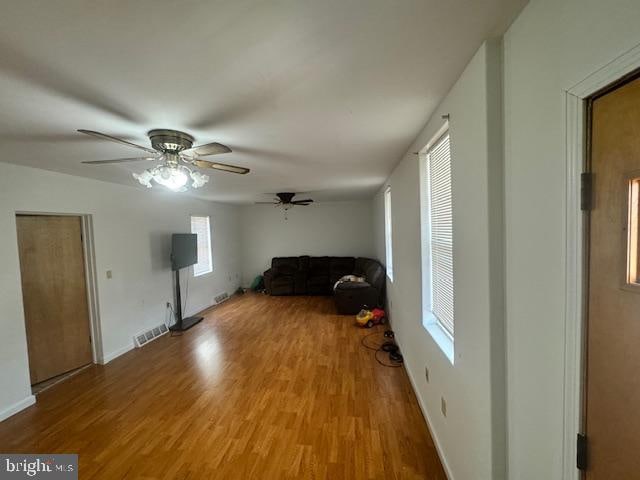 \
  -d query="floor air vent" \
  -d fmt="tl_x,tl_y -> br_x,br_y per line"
214,292 -> 229,304
134,323 -> 169,348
